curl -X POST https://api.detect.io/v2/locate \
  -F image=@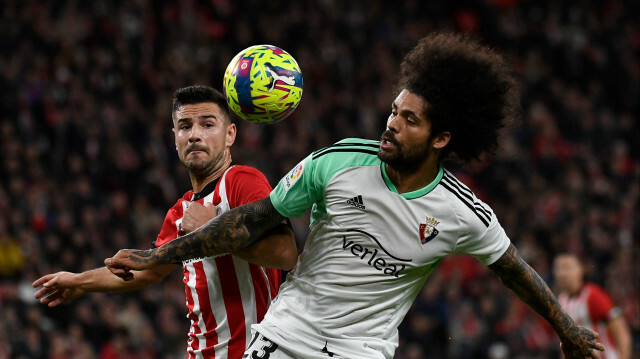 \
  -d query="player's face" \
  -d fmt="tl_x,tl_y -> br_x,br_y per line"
379,90 -> 439,172
173,102 -> 236,178
553,255 -> 584,294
